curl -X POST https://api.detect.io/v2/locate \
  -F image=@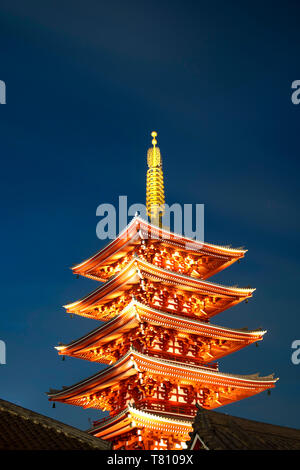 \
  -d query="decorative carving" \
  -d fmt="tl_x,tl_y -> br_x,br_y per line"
178,337 -> 191,356
90,242 -> 227,282
182,385 -> 197,405
161,380 -> 174,400
77,320 -> 232,366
